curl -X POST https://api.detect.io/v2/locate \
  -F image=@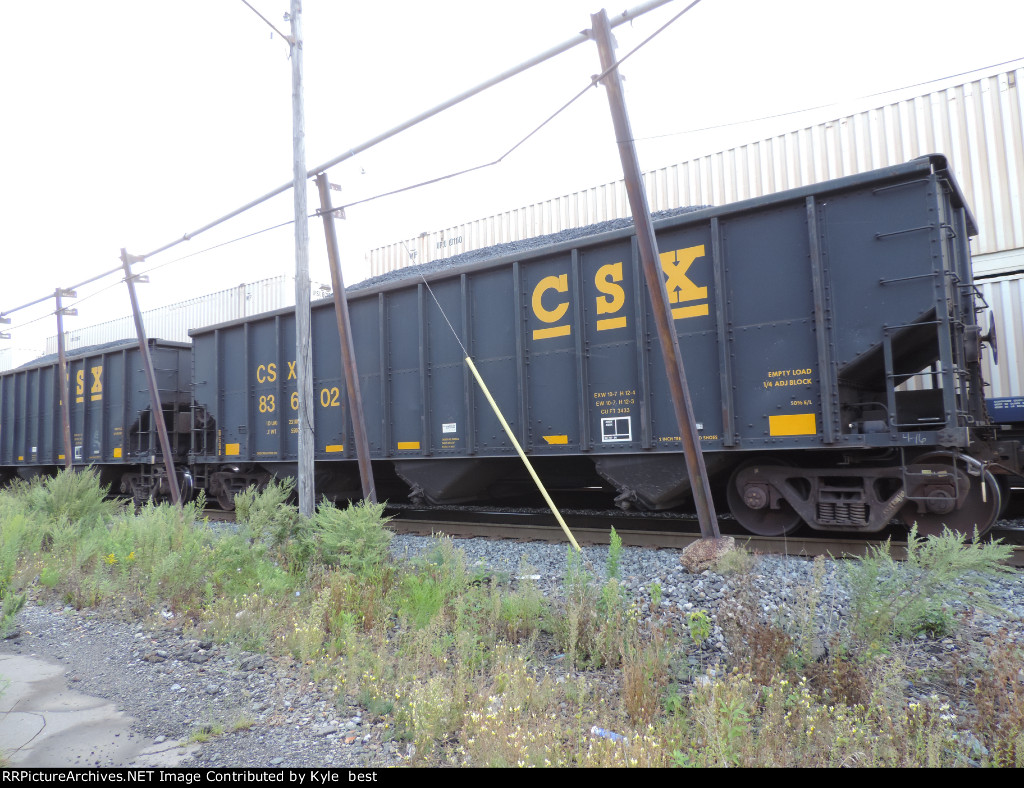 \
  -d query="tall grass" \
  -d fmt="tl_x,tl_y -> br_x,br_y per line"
0,470 -> 295,622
